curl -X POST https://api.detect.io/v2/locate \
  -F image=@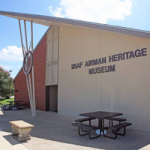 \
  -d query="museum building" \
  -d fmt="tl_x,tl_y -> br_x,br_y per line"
0,11 -> 150,132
